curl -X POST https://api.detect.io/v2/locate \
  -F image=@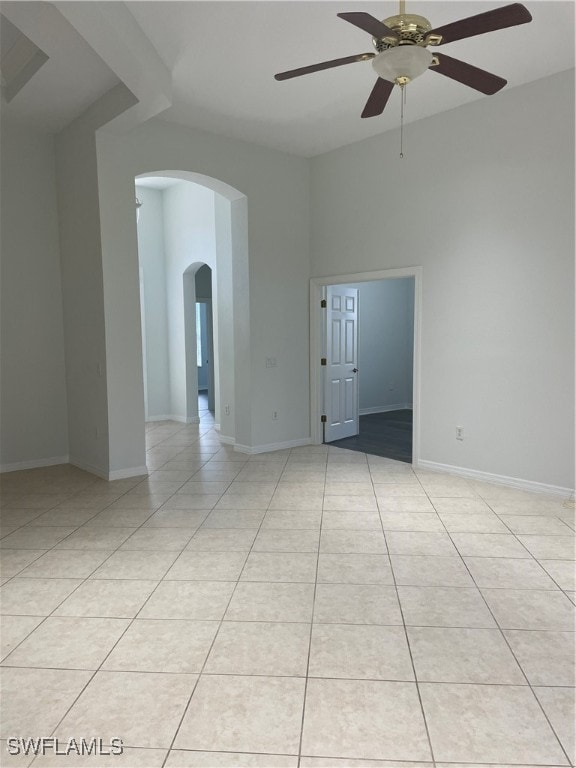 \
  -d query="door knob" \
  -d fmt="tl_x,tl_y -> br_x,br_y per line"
352,368 -> 358,373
